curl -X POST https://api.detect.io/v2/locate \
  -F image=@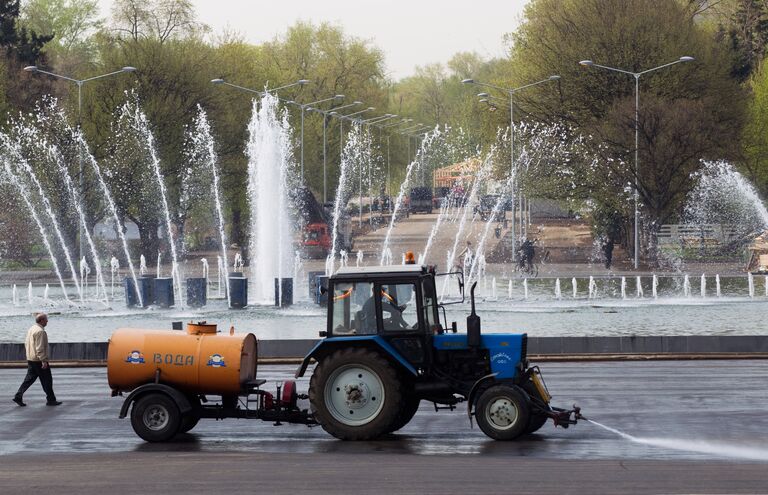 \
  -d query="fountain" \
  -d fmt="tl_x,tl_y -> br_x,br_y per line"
382,127 -> 441,264
523,278 -> 529,300
588,276 -> 597,299
1,134 -> 82,301
701,274 -> 707,298
636,276 -> 644,298
620,277 -> 627,300
0,156 -> 69,298
572,277 -> 578,298
189,107 -> 230,305
246,93 -> 297,303
716,274 -> 722,297
748,272 -> 755,298
653,274 -> 659,299
217,256 -> 225,297
12,285 -> 18,306
122,97 -> 183,308
201,258 -> 210,298
356,250 -> 364,267
554,278 -> 562,300
441,150 -> 493,296
110,257 -> 119,300
683,274 -> 692,298
508,279 -> 513,299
